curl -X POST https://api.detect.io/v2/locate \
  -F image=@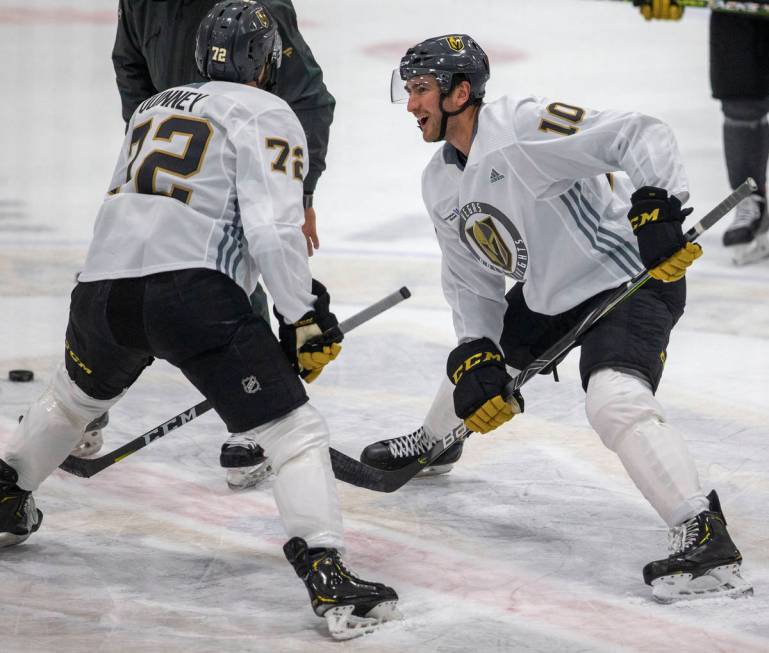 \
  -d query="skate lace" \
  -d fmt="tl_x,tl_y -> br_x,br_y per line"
387,427 -> 432,459
224,432 -> 260,449
731,195 -> 764,230
668,516 -> 700,554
